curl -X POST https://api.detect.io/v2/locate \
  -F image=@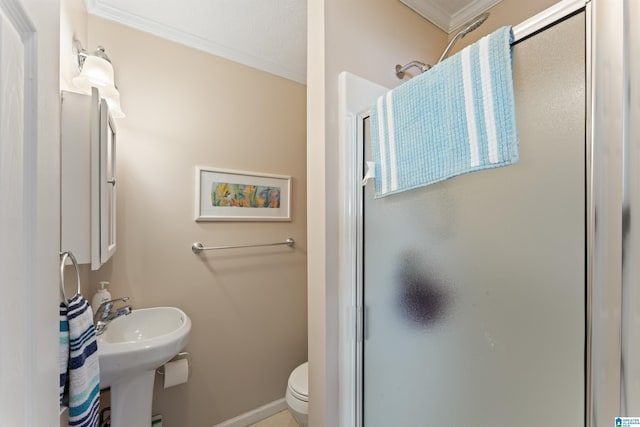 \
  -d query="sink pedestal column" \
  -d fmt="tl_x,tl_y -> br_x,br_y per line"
109,369 -> 155,427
